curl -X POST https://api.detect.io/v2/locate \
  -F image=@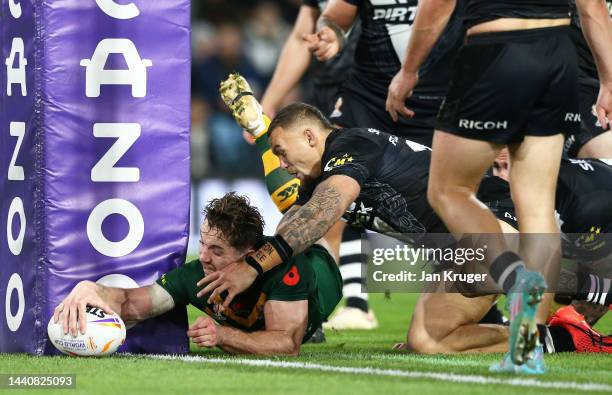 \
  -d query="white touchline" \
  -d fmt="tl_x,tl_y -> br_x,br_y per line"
145,354 -> 612,392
